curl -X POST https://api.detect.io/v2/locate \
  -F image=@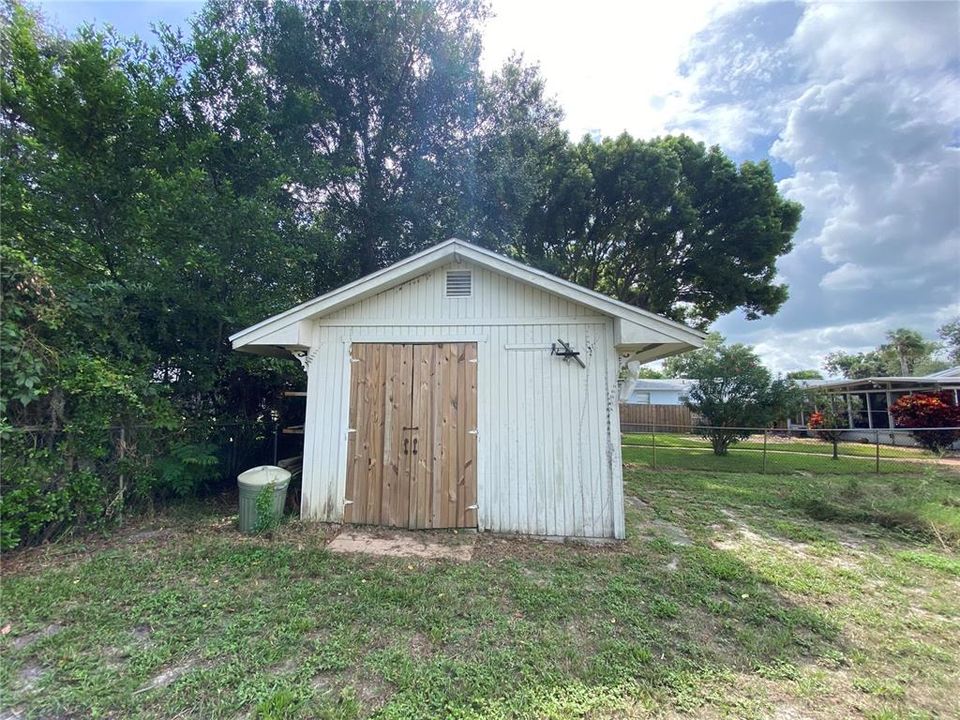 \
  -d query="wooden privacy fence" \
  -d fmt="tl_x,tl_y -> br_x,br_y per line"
619,403 -> 693,430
